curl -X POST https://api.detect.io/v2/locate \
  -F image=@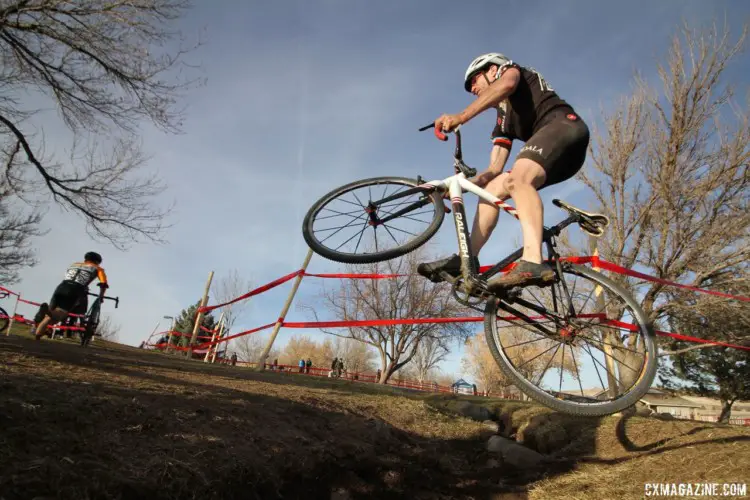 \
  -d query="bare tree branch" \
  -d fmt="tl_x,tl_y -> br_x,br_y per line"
213,269 -> 253,334
571,20 -> 749,331
0,0 -> 202,249
300,247 -> 474,383
658,343 -> 726,357
96,314 -> 120,342
0,177 -> 44,283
